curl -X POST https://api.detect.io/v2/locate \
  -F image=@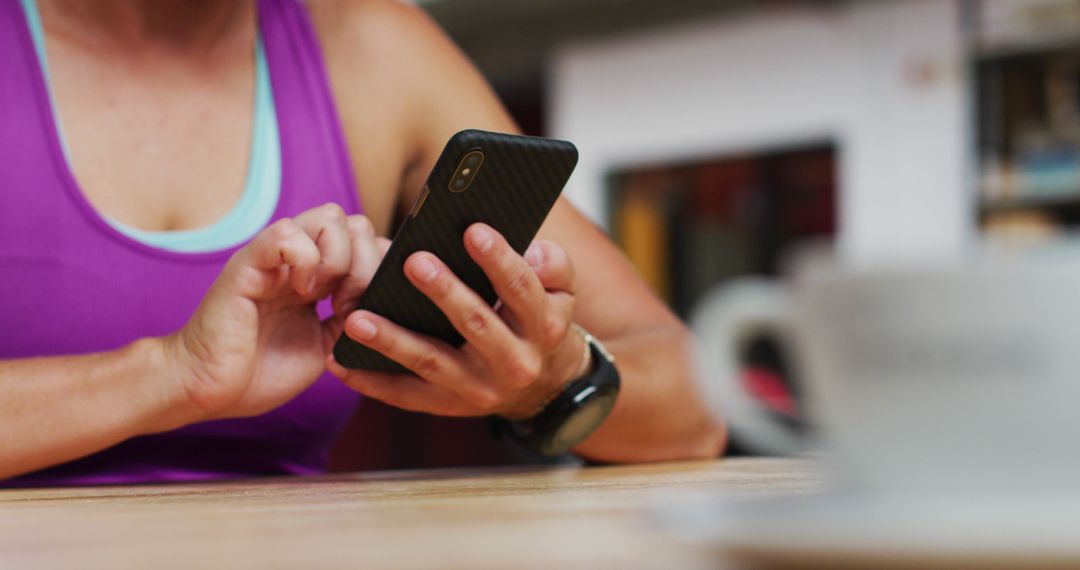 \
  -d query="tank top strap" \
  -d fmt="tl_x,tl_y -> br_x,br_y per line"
258,0 -> 361,216
0,0 -> 65,195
